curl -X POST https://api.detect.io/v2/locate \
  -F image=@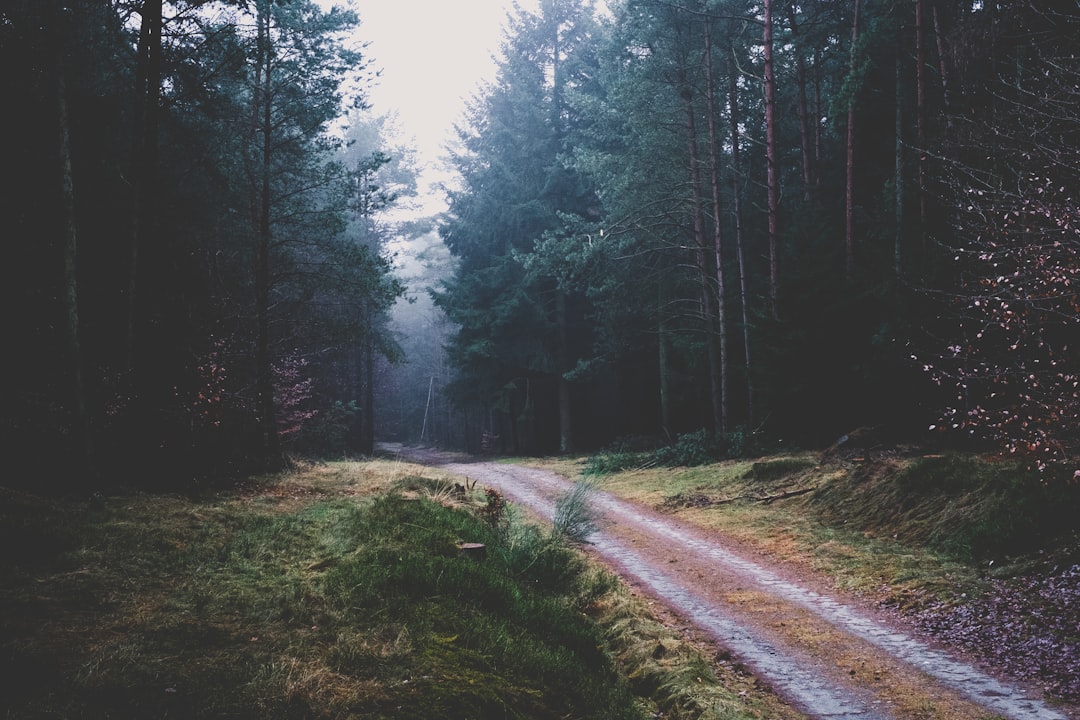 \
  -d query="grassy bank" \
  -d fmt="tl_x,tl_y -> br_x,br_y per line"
0,460 -> 792,720
527,447 -> 1080,702
537,449 -> 1080,602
